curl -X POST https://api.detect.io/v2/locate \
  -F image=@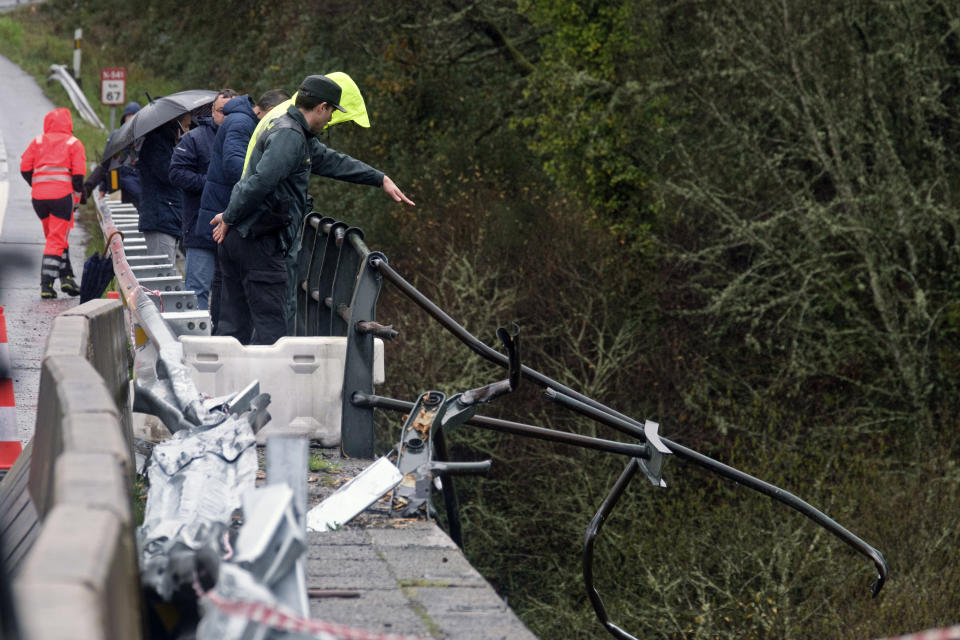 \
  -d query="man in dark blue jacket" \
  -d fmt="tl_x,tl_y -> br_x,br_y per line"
198,90 -> 289,327
169,89 -> 236,309
139,115 -> 189,265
